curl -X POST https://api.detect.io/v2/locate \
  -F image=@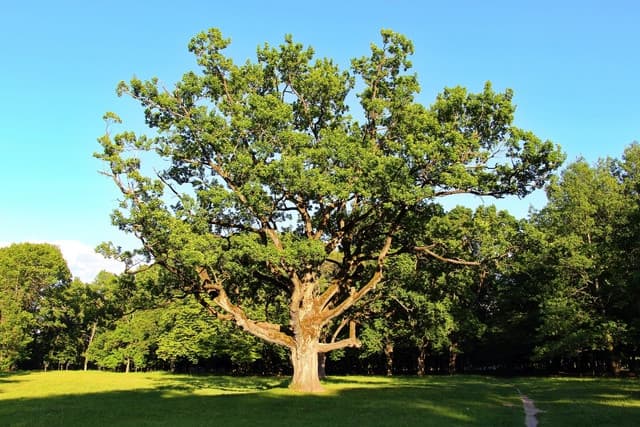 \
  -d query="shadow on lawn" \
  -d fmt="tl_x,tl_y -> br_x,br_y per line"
150,373 -> 289,393
0,371 -> 29,389
2,374 -> 637,426
0,376 -> 524,427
